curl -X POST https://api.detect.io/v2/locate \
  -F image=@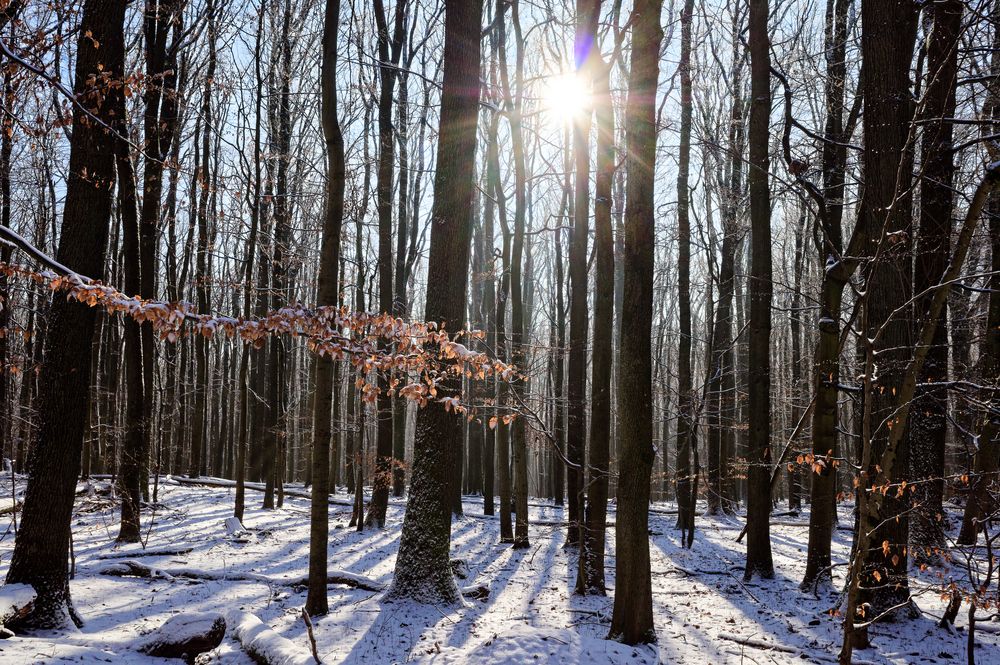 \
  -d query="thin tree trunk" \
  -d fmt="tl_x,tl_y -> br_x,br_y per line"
744,0 -> 774,582
368,0 -> 408,528
306,0 -> 346,617
566,0 -> 596,548
578,57 -> 613,594
674,0 -> 695,544
114,105 -> 146,544
801,0 -> 852,591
